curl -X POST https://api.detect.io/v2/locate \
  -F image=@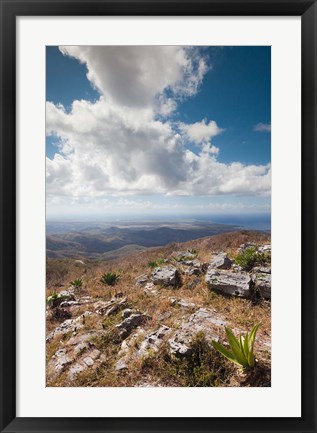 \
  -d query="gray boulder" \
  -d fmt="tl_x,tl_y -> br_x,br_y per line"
143,282 -> 158,296
152,266 -> 180,287
137,325 -> 172,357
253,266 -> 271,274
253,272 -> 271,299
46,311 -> 94,342
170,298 -> 196,310
182,259 -> 202,276
135,274 -> 149,286
115,313 -> 150,341
168,308 -> 226,357
258,244 -> 271,253
210,253 -> 232,270
173,251 -> 196,262
205,268 -> 252,298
